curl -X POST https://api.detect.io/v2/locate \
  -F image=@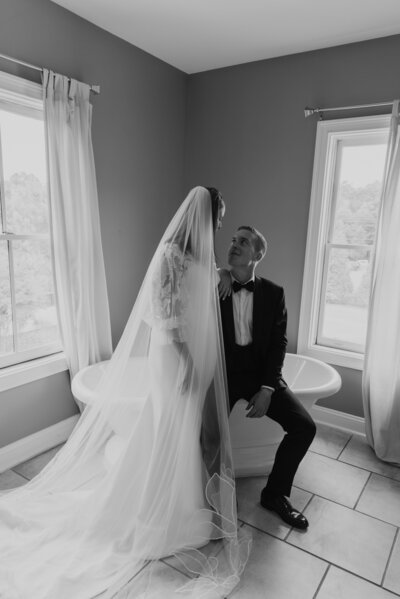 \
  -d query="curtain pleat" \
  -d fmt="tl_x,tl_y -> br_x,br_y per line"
43,70 -> 112,409
362,100 -> 400,463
